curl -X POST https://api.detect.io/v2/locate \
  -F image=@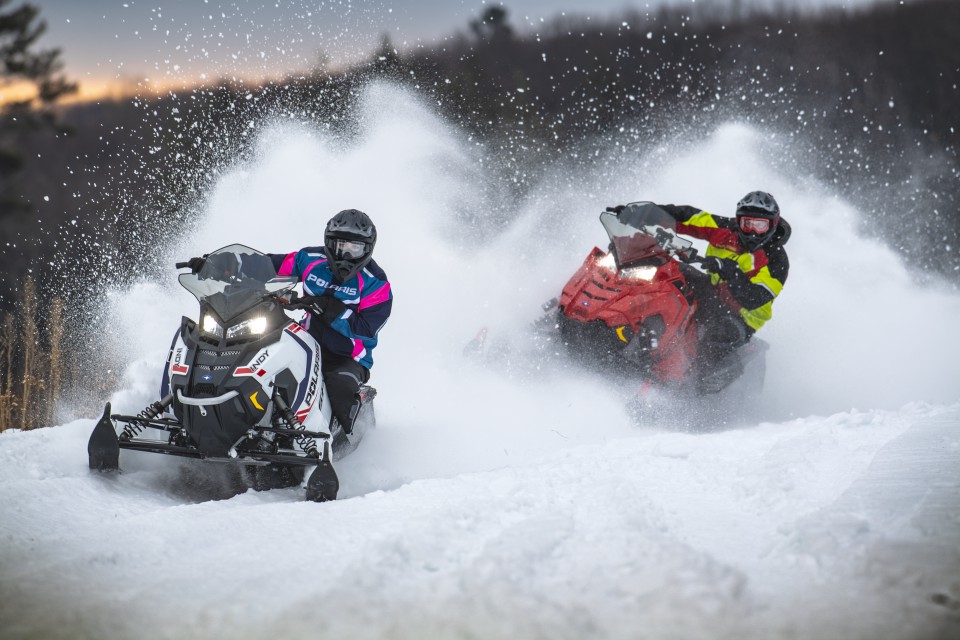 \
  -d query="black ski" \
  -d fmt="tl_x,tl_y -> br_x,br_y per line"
305,441 -> 339,502
88,403 -> 120,471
